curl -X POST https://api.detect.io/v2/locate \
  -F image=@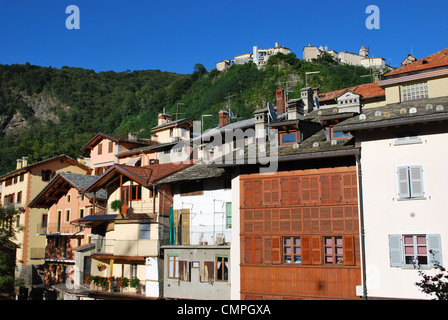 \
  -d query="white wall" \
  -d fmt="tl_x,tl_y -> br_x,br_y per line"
172,179 -> 232,245
361,132 -> 448,299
